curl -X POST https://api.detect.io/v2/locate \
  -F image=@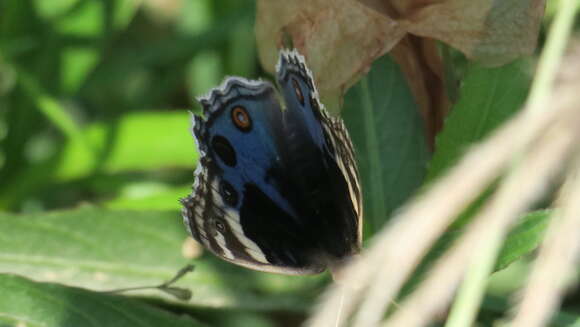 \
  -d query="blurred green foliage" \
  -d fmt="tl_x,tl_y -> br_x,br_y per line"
0,2 -> 323,326
1,1 -> 579,327
0,0 -> 257,212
